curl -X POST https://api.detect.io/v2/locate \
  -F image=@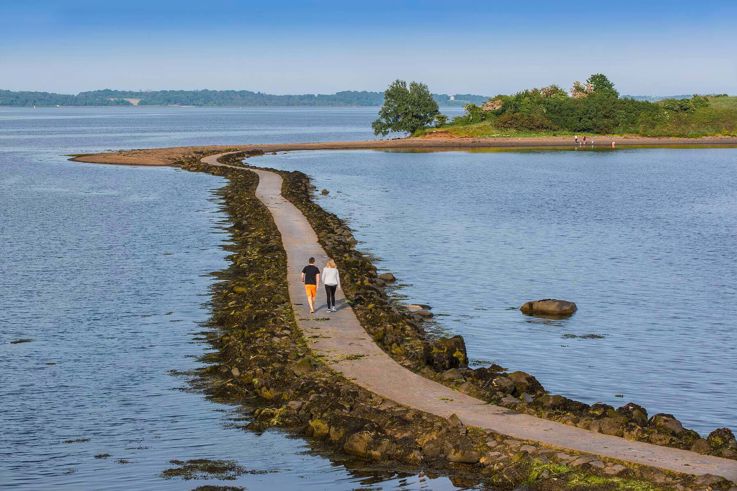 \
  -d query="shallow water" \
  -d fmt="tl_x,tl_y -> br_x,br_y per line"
0,107 -> 462,490
259,148 -> 737,435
